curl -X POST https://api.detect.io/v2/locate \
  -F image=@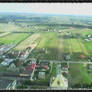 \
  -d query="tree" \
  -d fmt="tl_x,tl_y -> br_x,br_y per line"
36,58 -> 40,64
